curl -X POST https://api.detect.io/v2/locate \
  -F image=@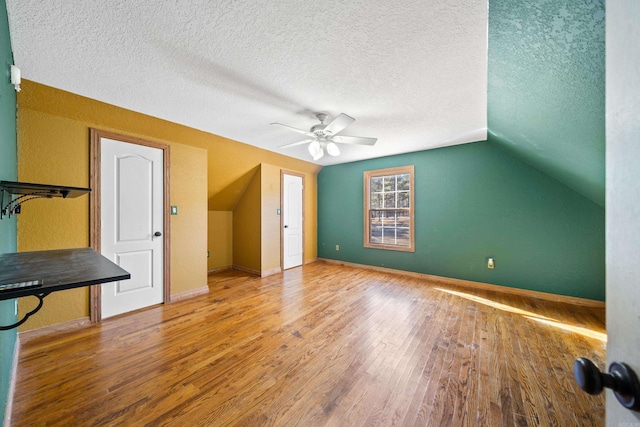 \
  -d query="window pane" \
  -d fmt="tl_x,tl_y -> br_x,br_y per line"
384,193 -> 396,208
397,173 -> 410,191
395,227 -> 411,246
370,210 -> 383,227
382,210 -> 397,224
397,210 -> 410,227
382,225 -> 410,246
371,177 -> 383,193
382,228 -> 396,243
383,176 -> 396,192
370,193 -> 383,209
398,192 -> 409,208
370,226 -> 382,243
370,210 -> 382,244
